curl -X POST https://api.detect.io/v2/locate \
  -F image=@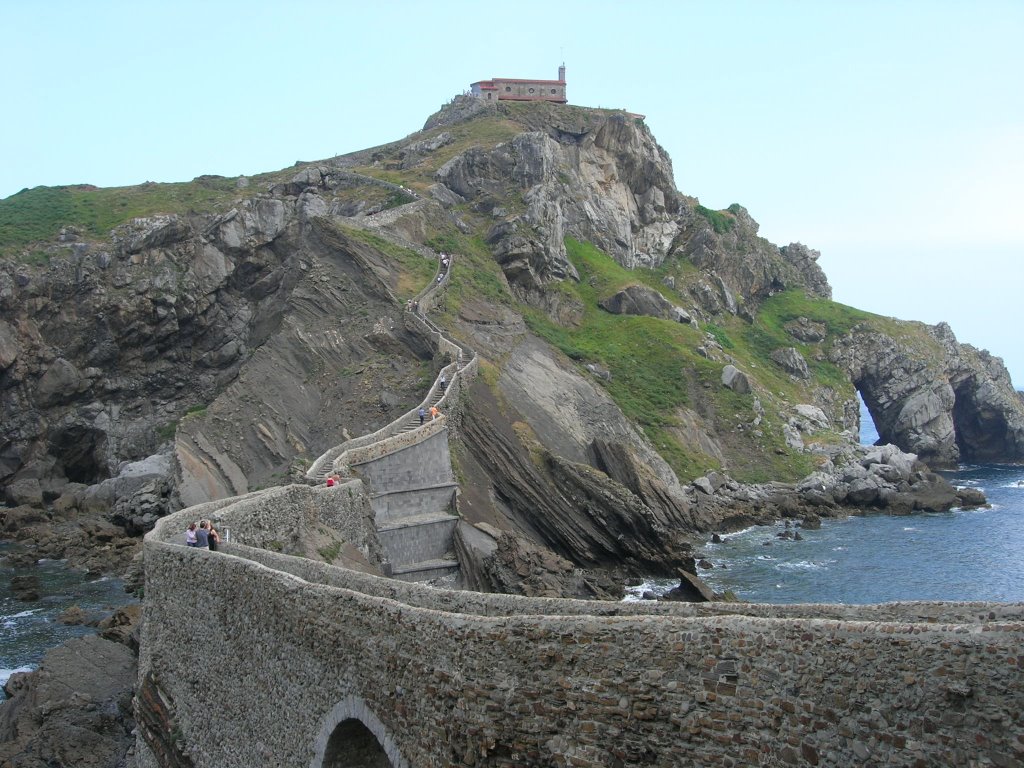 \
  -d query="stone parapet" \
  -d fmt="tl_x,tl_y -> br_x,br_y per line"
141,502 -> 1024,767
